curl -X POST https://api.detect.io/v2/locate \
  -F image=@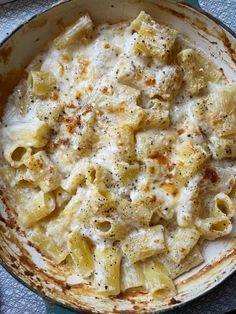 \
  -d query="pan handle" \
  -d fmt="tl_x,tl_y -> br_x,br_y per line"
182,0 -> 200,8
45,302 -> 77,314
